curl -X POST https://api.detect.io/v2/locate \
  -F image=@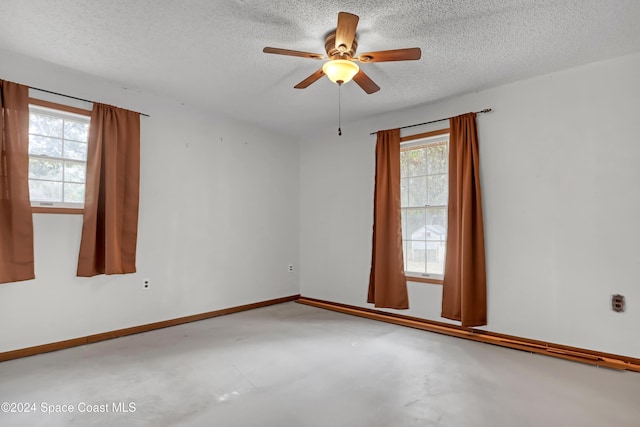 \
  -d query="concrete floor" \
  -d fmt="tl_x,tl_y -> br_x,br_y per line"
0,302 -> 639,427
